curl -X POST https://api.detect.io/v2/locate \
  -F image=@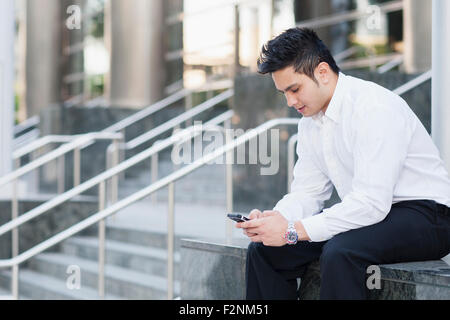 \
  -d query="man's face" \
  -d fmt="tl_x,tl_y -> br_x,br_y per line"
272,65 -> 332,117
